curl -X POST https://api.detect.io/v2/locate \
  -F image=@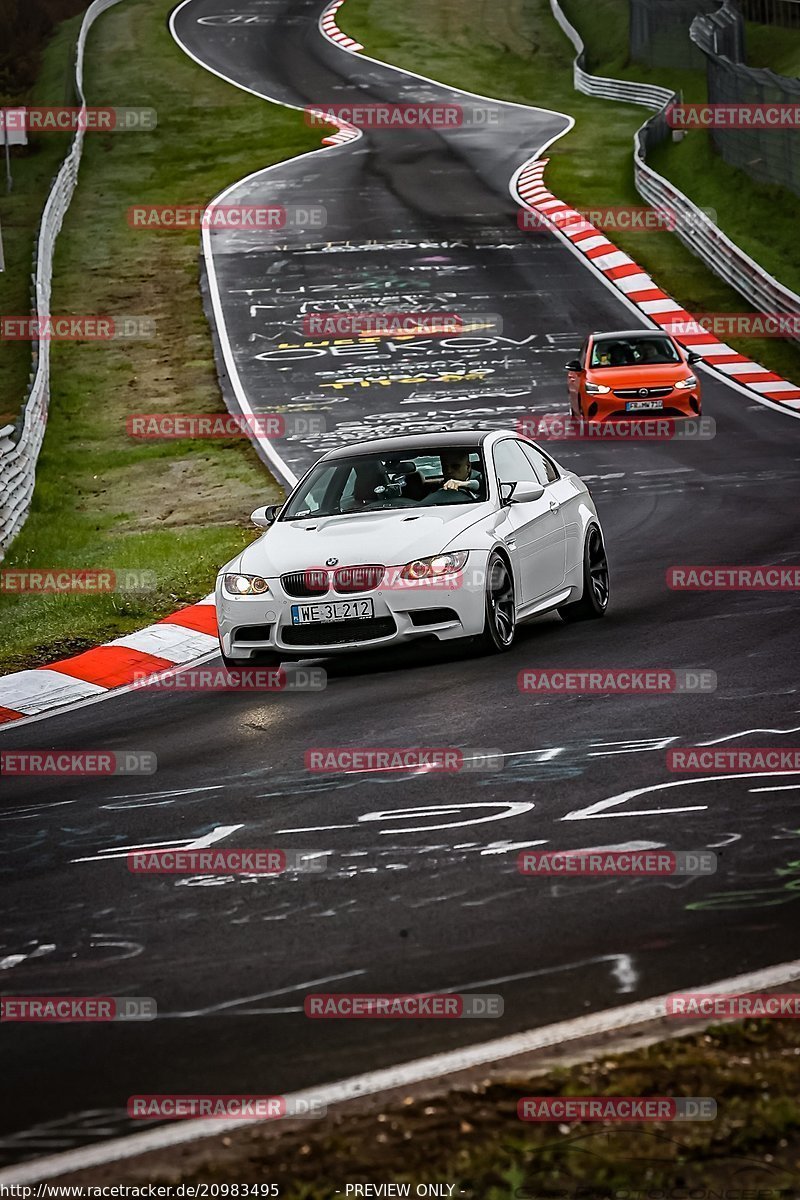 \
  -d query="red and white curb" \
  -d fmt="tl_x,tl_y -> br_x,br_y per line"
514,159 -> 800,410
315,0 -> 361,142
310,106 -> 360,147
0,596 -> 218,726
320,0 -> 363,53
